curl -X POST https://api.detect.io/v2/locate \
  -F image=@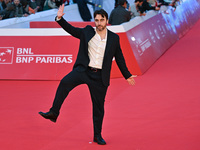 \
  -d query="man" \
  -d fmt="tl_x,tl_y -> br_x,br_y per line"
11,0 -> 24,17
109,0 -> 132,25
39,4 -> 136,145
0,0 -> 14,19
